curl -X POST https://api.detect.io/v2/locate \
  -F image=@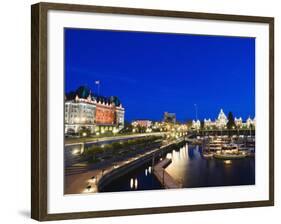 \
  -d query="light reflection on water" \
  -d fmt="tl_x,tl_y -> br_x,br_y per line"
95,143 -> 255,192
165,143 -> 255,188
101,162 -> 163,192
